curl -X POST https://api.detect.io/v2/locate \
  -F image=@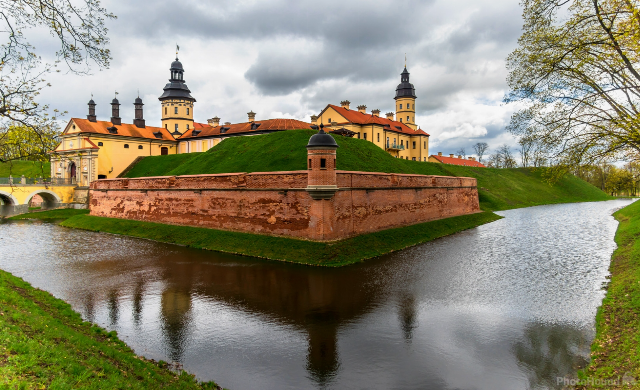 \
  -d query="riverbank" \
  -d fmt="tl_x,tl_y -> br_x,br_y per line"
578,199 -> 640,388
0,269 -> 221,389
59,211 -> 501,267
